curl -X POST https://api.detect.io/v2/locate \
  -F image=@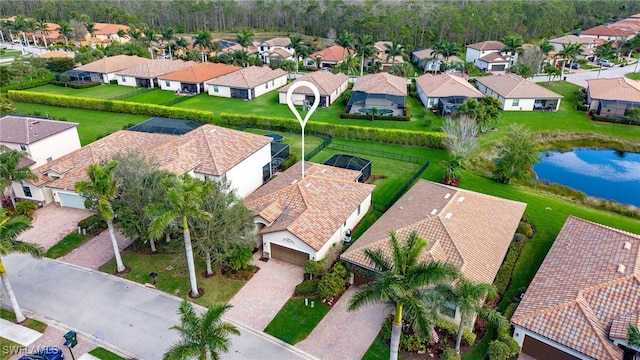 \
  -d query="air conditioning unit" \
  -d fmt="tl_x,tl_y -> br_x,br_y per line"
342,229 -> 352,243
